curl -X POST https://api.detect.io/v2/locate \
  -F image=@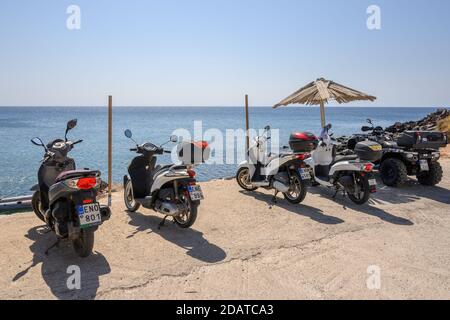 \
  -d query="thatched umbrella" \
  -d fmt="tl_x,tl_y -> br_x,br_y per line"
273,78 -> 376,128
